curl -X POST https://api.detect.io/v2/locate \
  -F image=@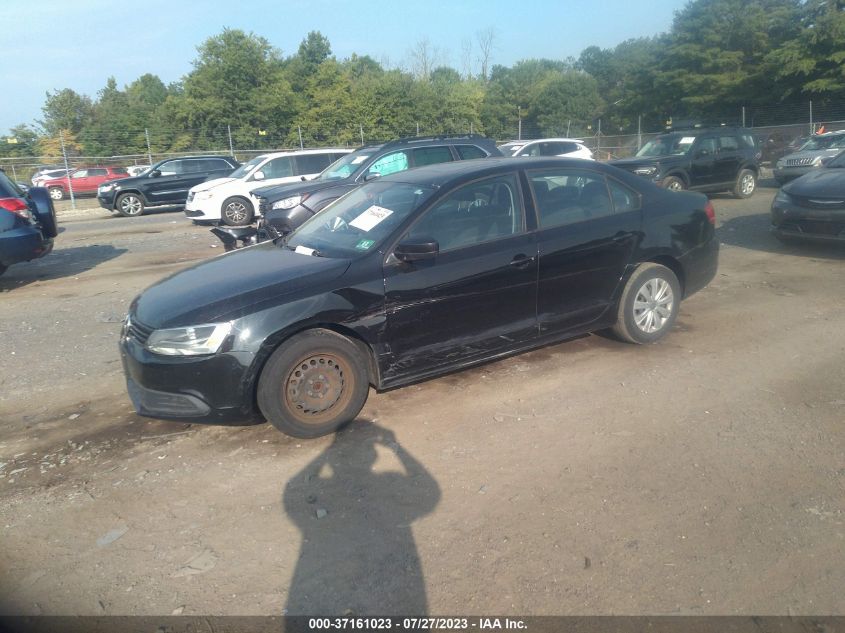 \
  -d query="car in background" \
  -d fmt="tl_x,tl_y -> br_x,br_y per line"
121,156 -> 718,438
498,138 -> 593,160
97,155 -> 240,217
31,168 -> 71,187
773,130 -> 845,184
771,149 -> 845,244
30,165 -> 65,183
42,166 -> 130,200
253,134 -> 502,238
185,149 -> 352,226
758,131 -> 808,165
0,169 -> 58,277
609,126 -> 760,198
